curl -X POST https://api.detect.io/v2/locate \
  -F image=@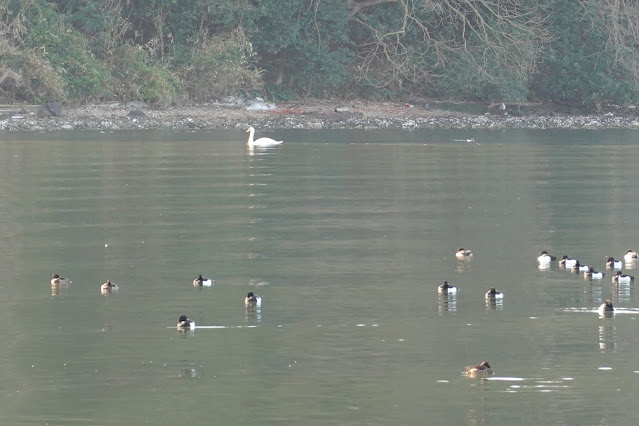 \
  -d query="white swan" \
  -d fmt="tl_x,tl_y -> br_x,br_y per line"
246,126 -> 283,149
